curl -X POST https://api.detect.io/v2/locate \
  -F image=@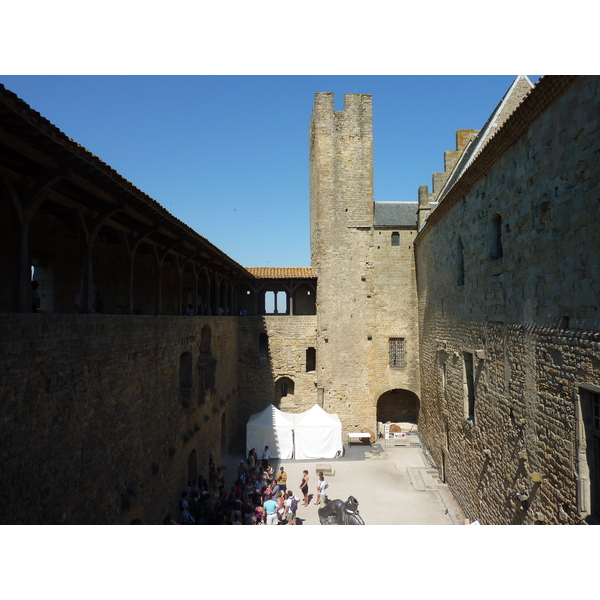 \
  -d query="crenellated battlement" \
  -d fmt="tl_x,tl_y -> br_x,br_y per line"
310,91 -> 374,268
311,92 -> 372,136
417,129 -> 478,228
